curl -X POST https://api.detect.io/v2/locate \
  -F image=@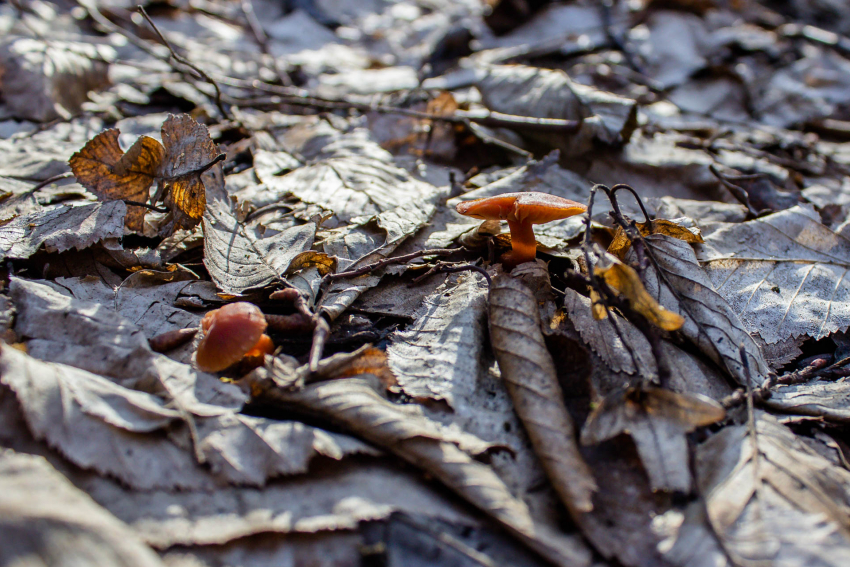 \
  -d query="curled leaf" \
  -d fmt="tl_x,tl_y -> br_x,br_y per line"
595,260 -> 685,331
489,273 -> 597,516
